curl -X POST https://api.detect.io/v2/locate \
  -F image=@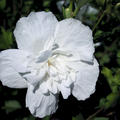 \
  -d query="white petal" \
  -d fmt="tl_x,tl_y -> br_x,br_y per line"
55,18 -> 94,62
23,68 -> 47,86
23,73 -> 42,86
14,11 -> 58,53
58,83 -> 71,99
72,58 -> 99,100
0,49 -> 28,88
26,84 -> 58,118
35,50 -> 52,63
39,81 -> 49,94
0,65 -> 27,88
0,49 -> 29,73
62,76 -> 74,88
47,79 -> 58,94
